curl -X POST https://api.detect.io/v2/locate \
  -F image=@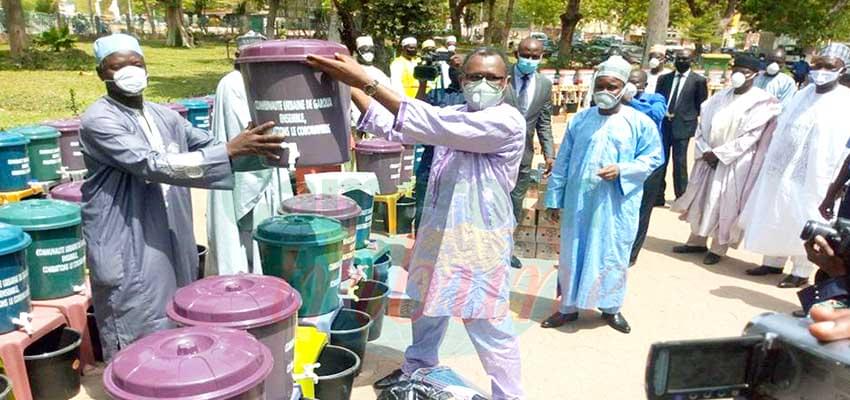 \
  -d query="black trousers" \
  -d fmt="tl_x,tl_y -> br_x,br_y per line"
511,164 -> 535,223
658,123 -> 690,202
631,164 -> 666,263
